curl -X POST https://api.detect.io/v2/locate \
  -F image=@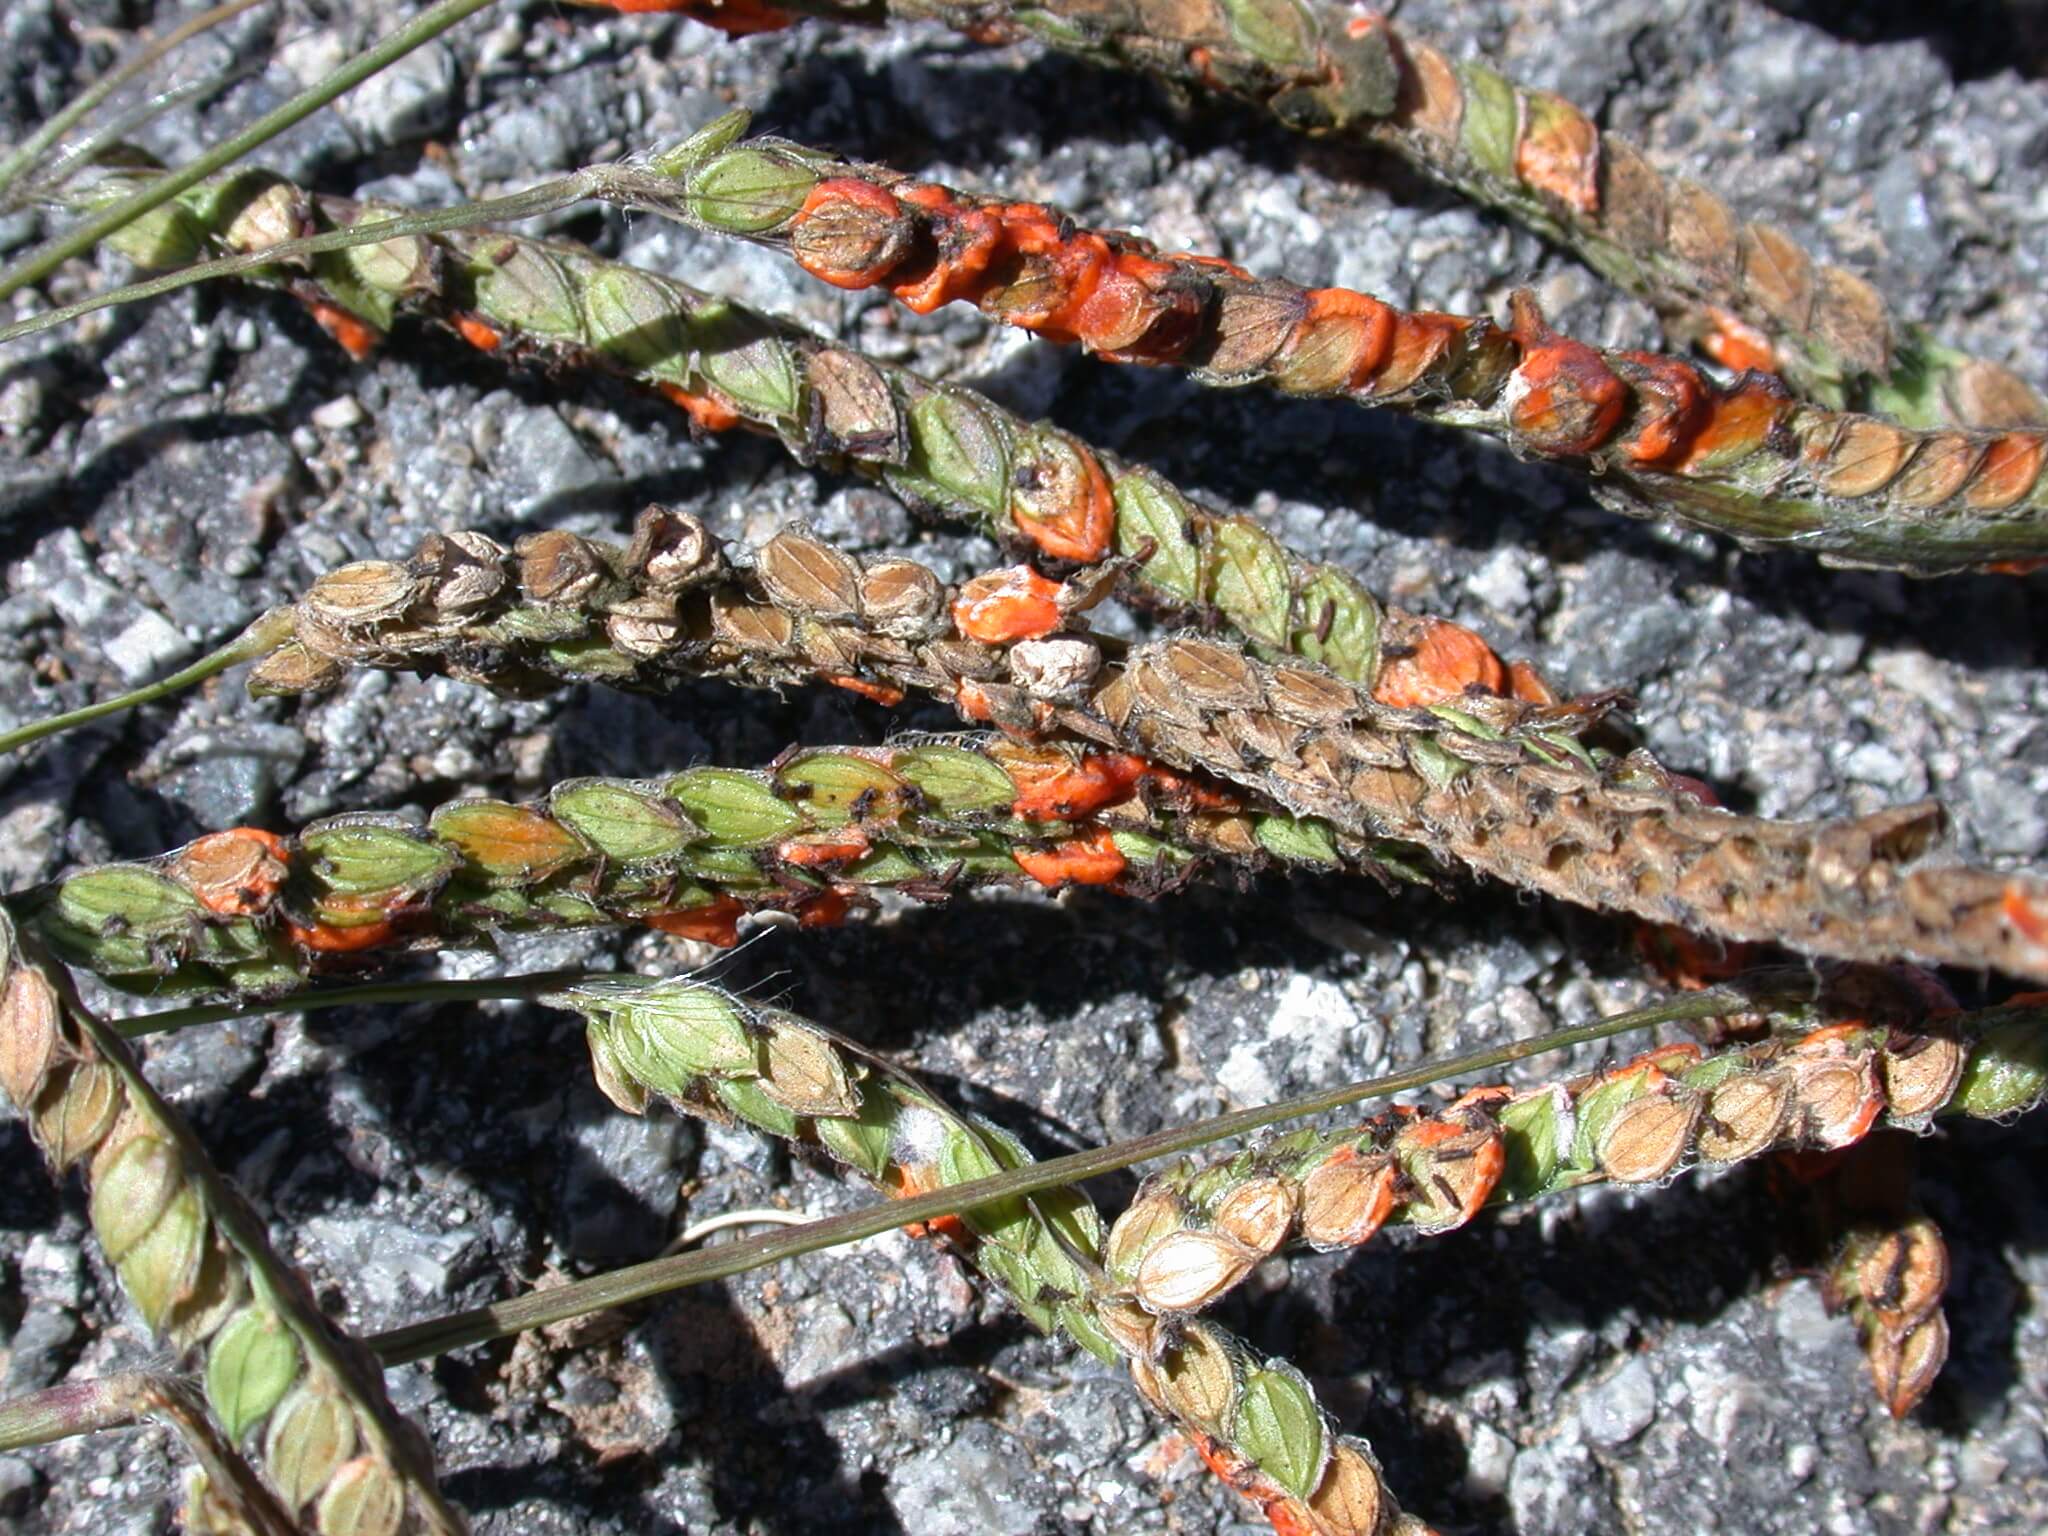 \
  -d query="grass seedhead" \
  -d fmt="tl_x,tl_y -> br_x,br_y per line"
4,2 -> 2048,1531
